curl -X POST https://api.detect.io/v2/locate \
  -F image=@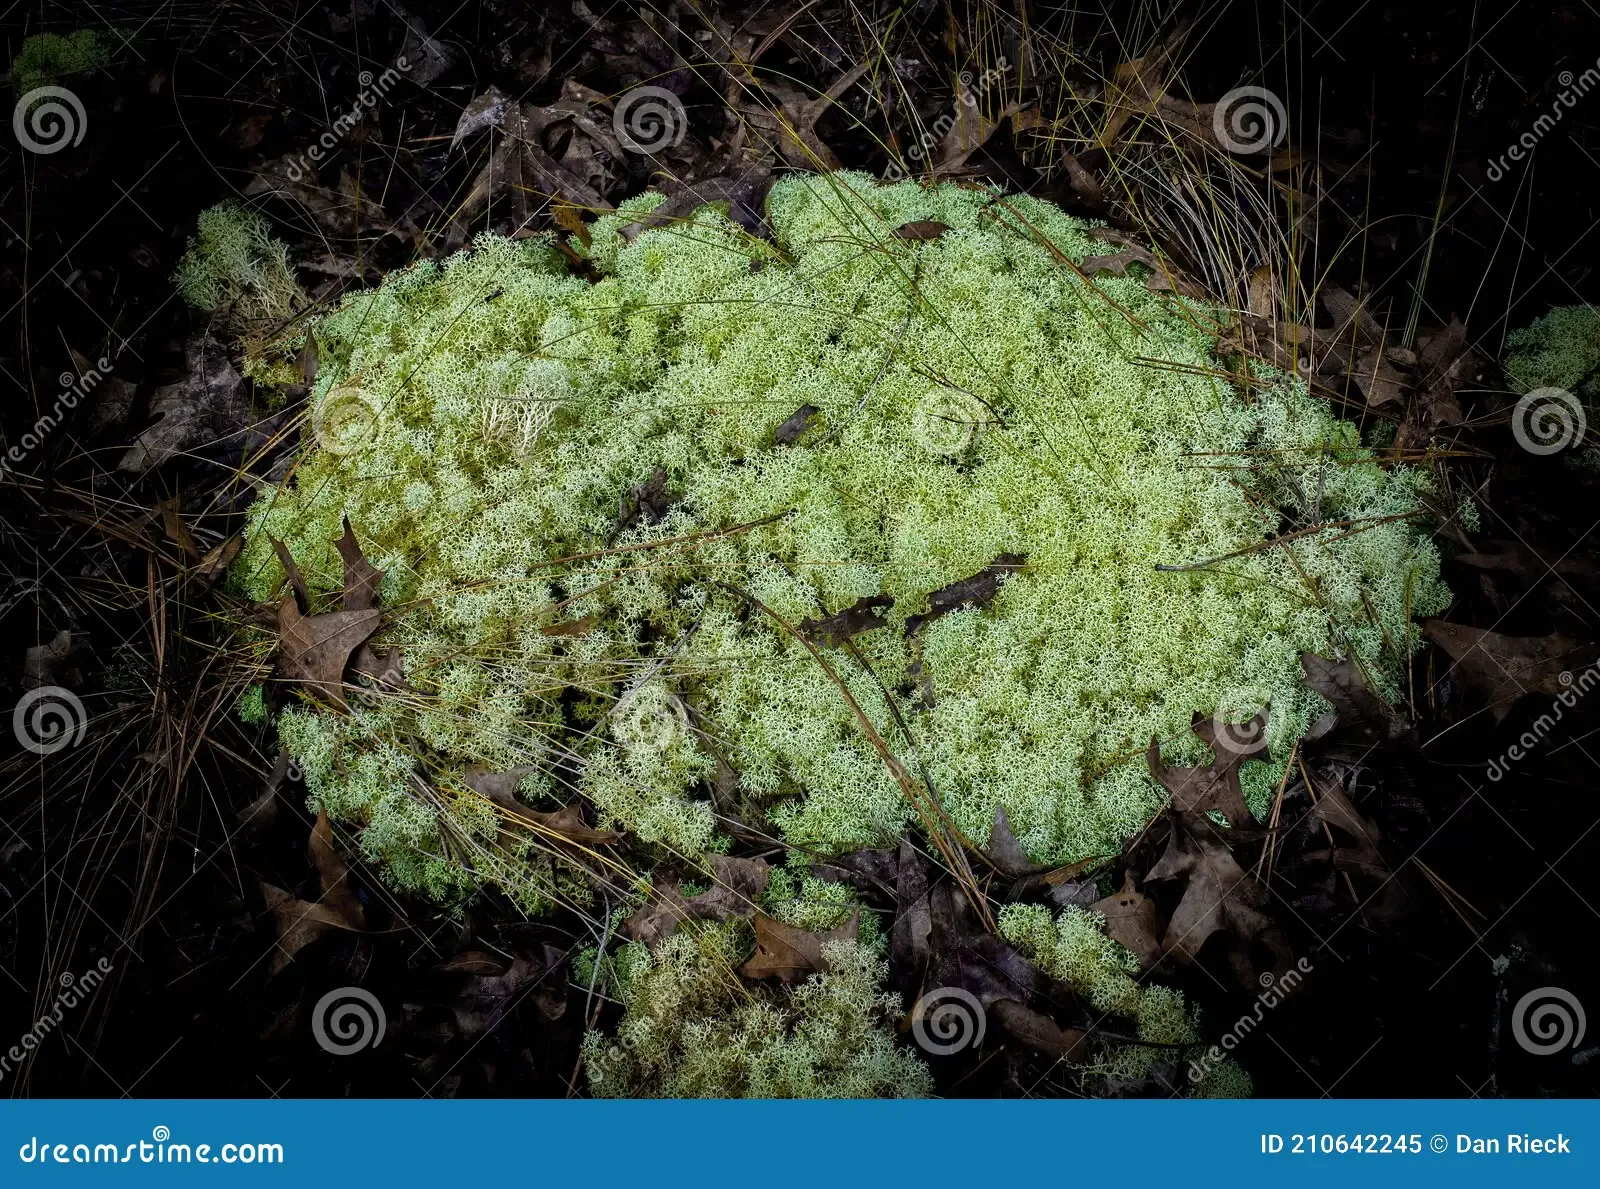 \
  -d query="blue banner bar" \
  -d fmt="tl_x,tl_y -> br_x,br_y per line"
1,1100 -> 1594,1186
